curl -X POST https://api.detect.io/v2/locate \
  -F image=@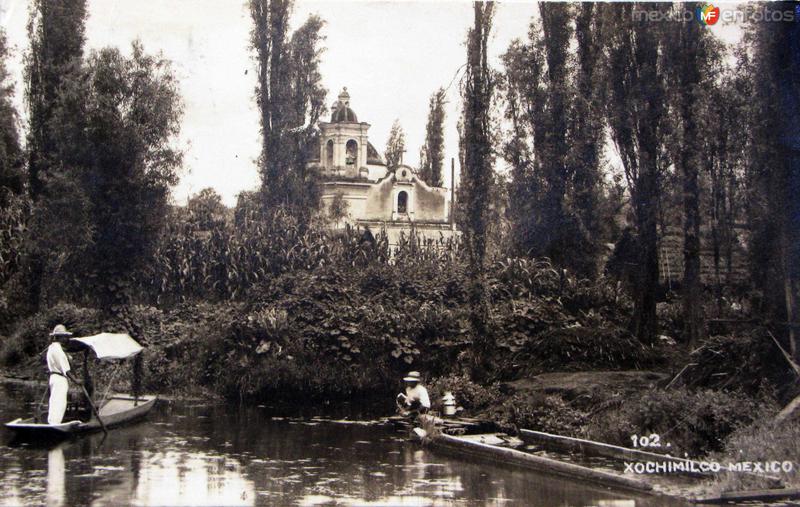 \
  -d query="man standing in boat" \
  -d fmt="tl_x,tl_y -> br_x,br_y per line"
396,371 -> 430,415
46,325 -> 81,424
